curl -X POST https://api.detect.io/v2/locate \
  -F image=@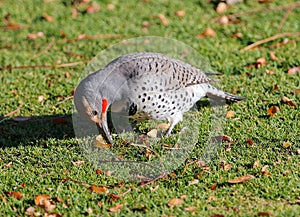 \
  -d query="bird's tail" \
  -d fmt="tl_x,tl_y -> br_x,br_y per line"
205,84 -> 245,102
